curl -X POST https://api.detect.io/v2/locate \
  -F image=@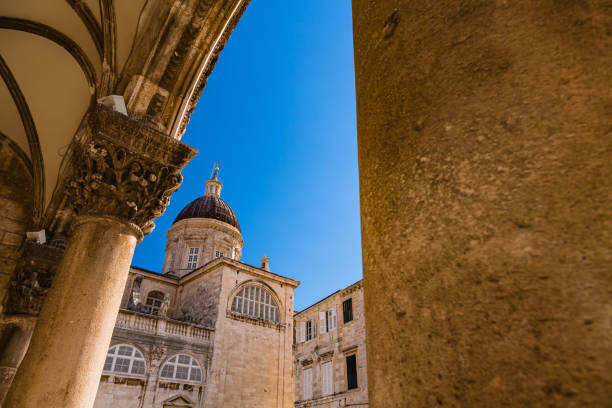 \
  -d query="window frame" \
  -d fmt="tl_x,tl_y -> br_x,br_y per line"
186,247 -> 199,269
103,344 -> 146,377
322,360 -> 333,396
343,298 -> 353,324
230,284 -> 280,323
305,319 -> 315,341
159,354 -> 203,383
303,366 -> 313,400
144,291 -> 165,315
346,353 -> 358,390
